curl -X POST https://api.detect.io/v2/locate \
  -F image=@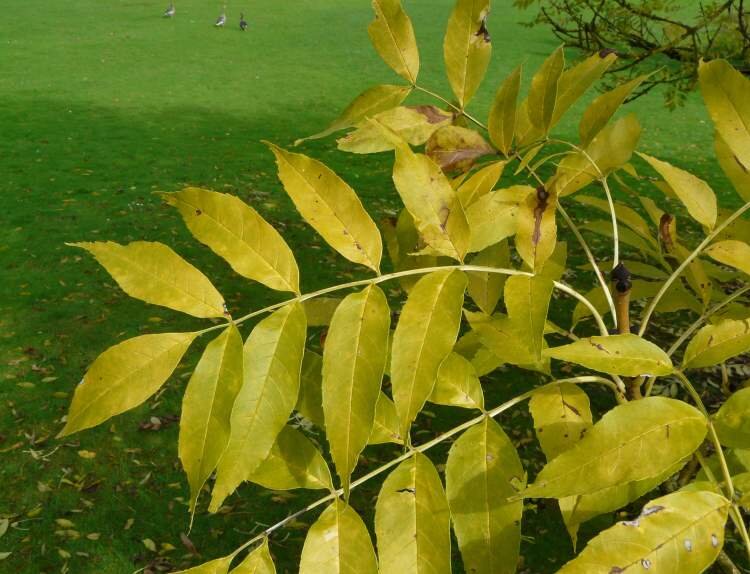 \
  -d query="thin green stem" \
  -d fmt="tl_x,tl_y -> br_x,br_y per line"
557,203 -> 618,329
601,177 -> 620,269
639,201 -> 750,337
226,375 -> 621,560
197,264 -> 611,338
